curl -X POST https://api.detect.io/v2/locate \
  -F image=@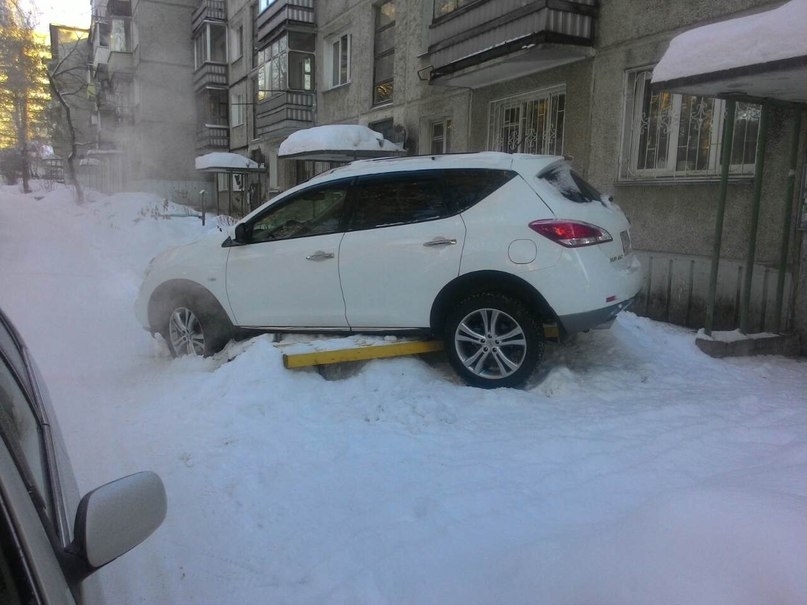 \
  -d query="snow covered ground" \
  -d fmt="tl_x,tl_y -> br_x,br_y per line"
0,182 -> 805,604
